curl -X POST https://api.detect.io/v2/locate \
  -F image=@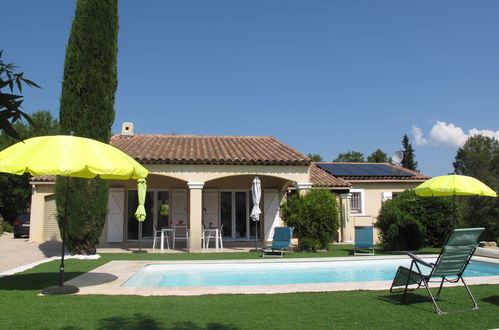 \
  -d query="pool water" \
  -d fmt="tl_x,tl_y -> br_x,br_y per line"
122,258 -> 499,287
